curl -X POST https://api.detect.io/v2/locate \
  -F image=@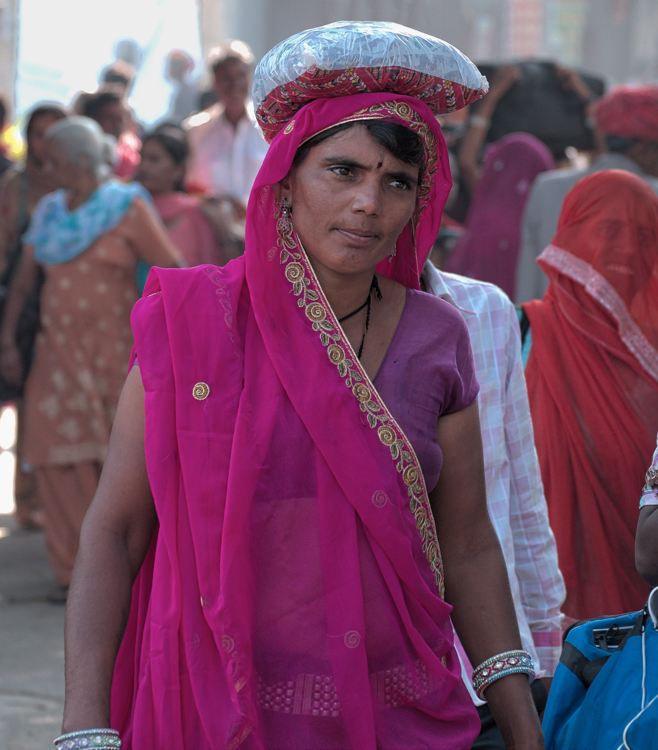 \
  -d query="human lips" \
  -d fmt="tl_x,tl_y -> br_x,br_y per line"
335,227 -> 379,245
